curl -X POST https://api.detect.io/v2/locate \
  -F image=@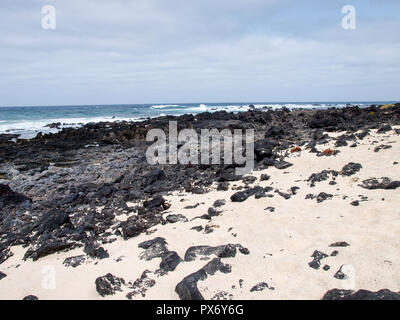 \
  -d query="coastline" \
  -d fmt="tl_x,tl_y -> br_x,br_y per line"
1,104 -> 400,300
